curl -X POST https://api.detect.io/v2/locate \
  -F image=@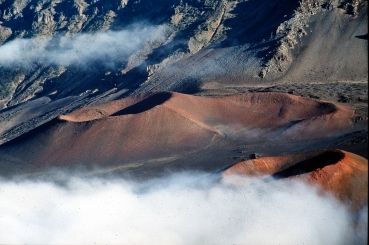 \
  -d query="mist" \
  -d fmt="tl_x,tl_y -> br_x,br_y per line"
0,24 -> 171,69
0,171 -> 366,244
